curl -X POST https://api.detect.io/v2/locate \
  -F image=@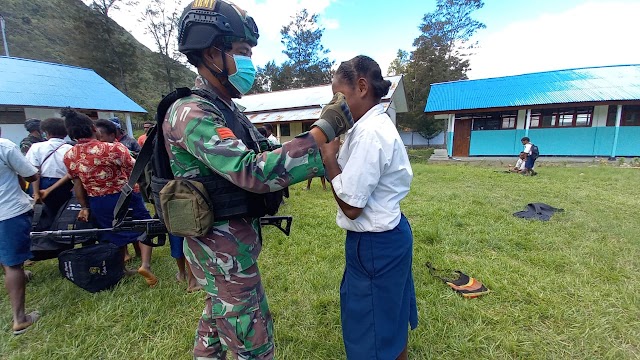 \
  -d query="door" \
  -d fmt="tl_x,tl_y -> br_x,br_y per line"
453,119 -> 471,157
